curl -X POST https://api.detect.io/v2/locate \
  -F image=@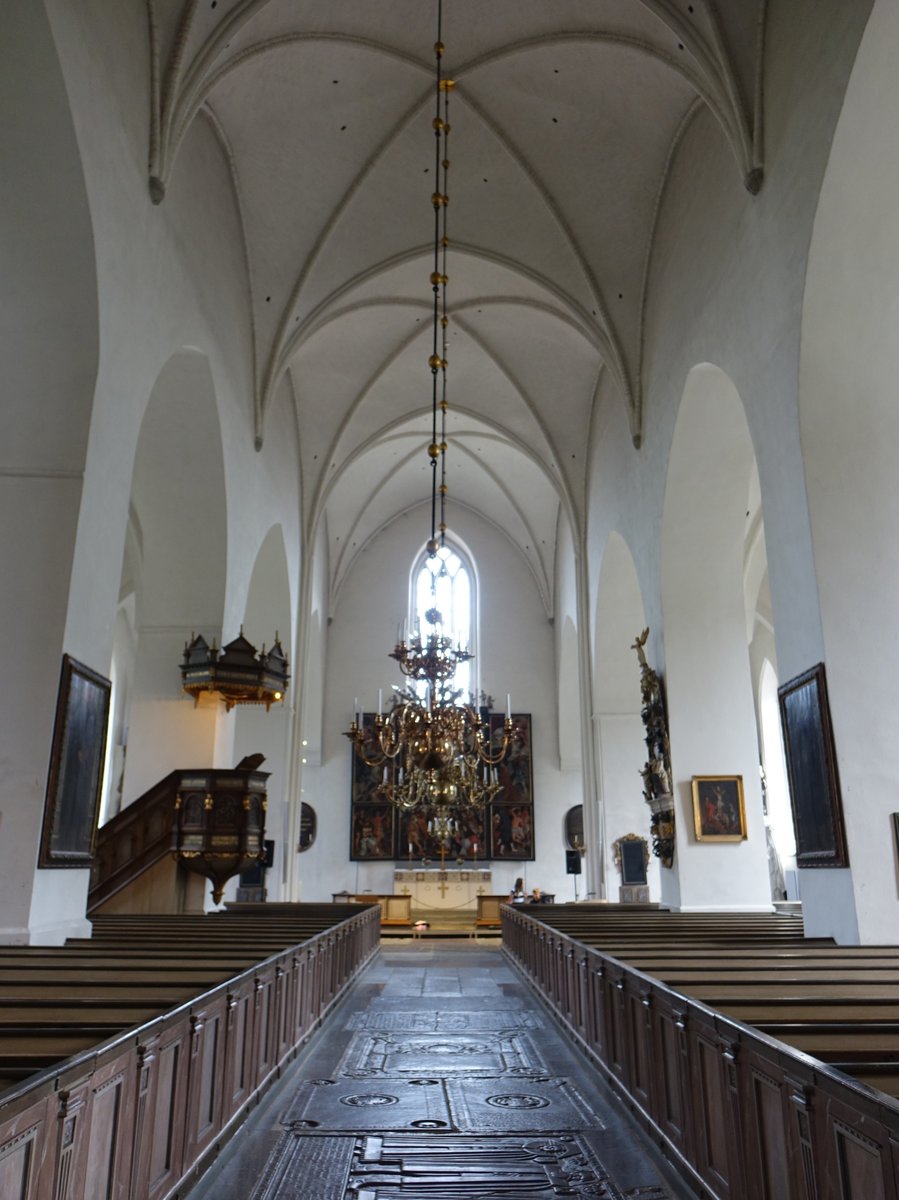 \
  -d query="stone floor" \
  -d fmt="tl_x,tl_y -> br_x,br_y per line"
186,940 -> 694,1199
